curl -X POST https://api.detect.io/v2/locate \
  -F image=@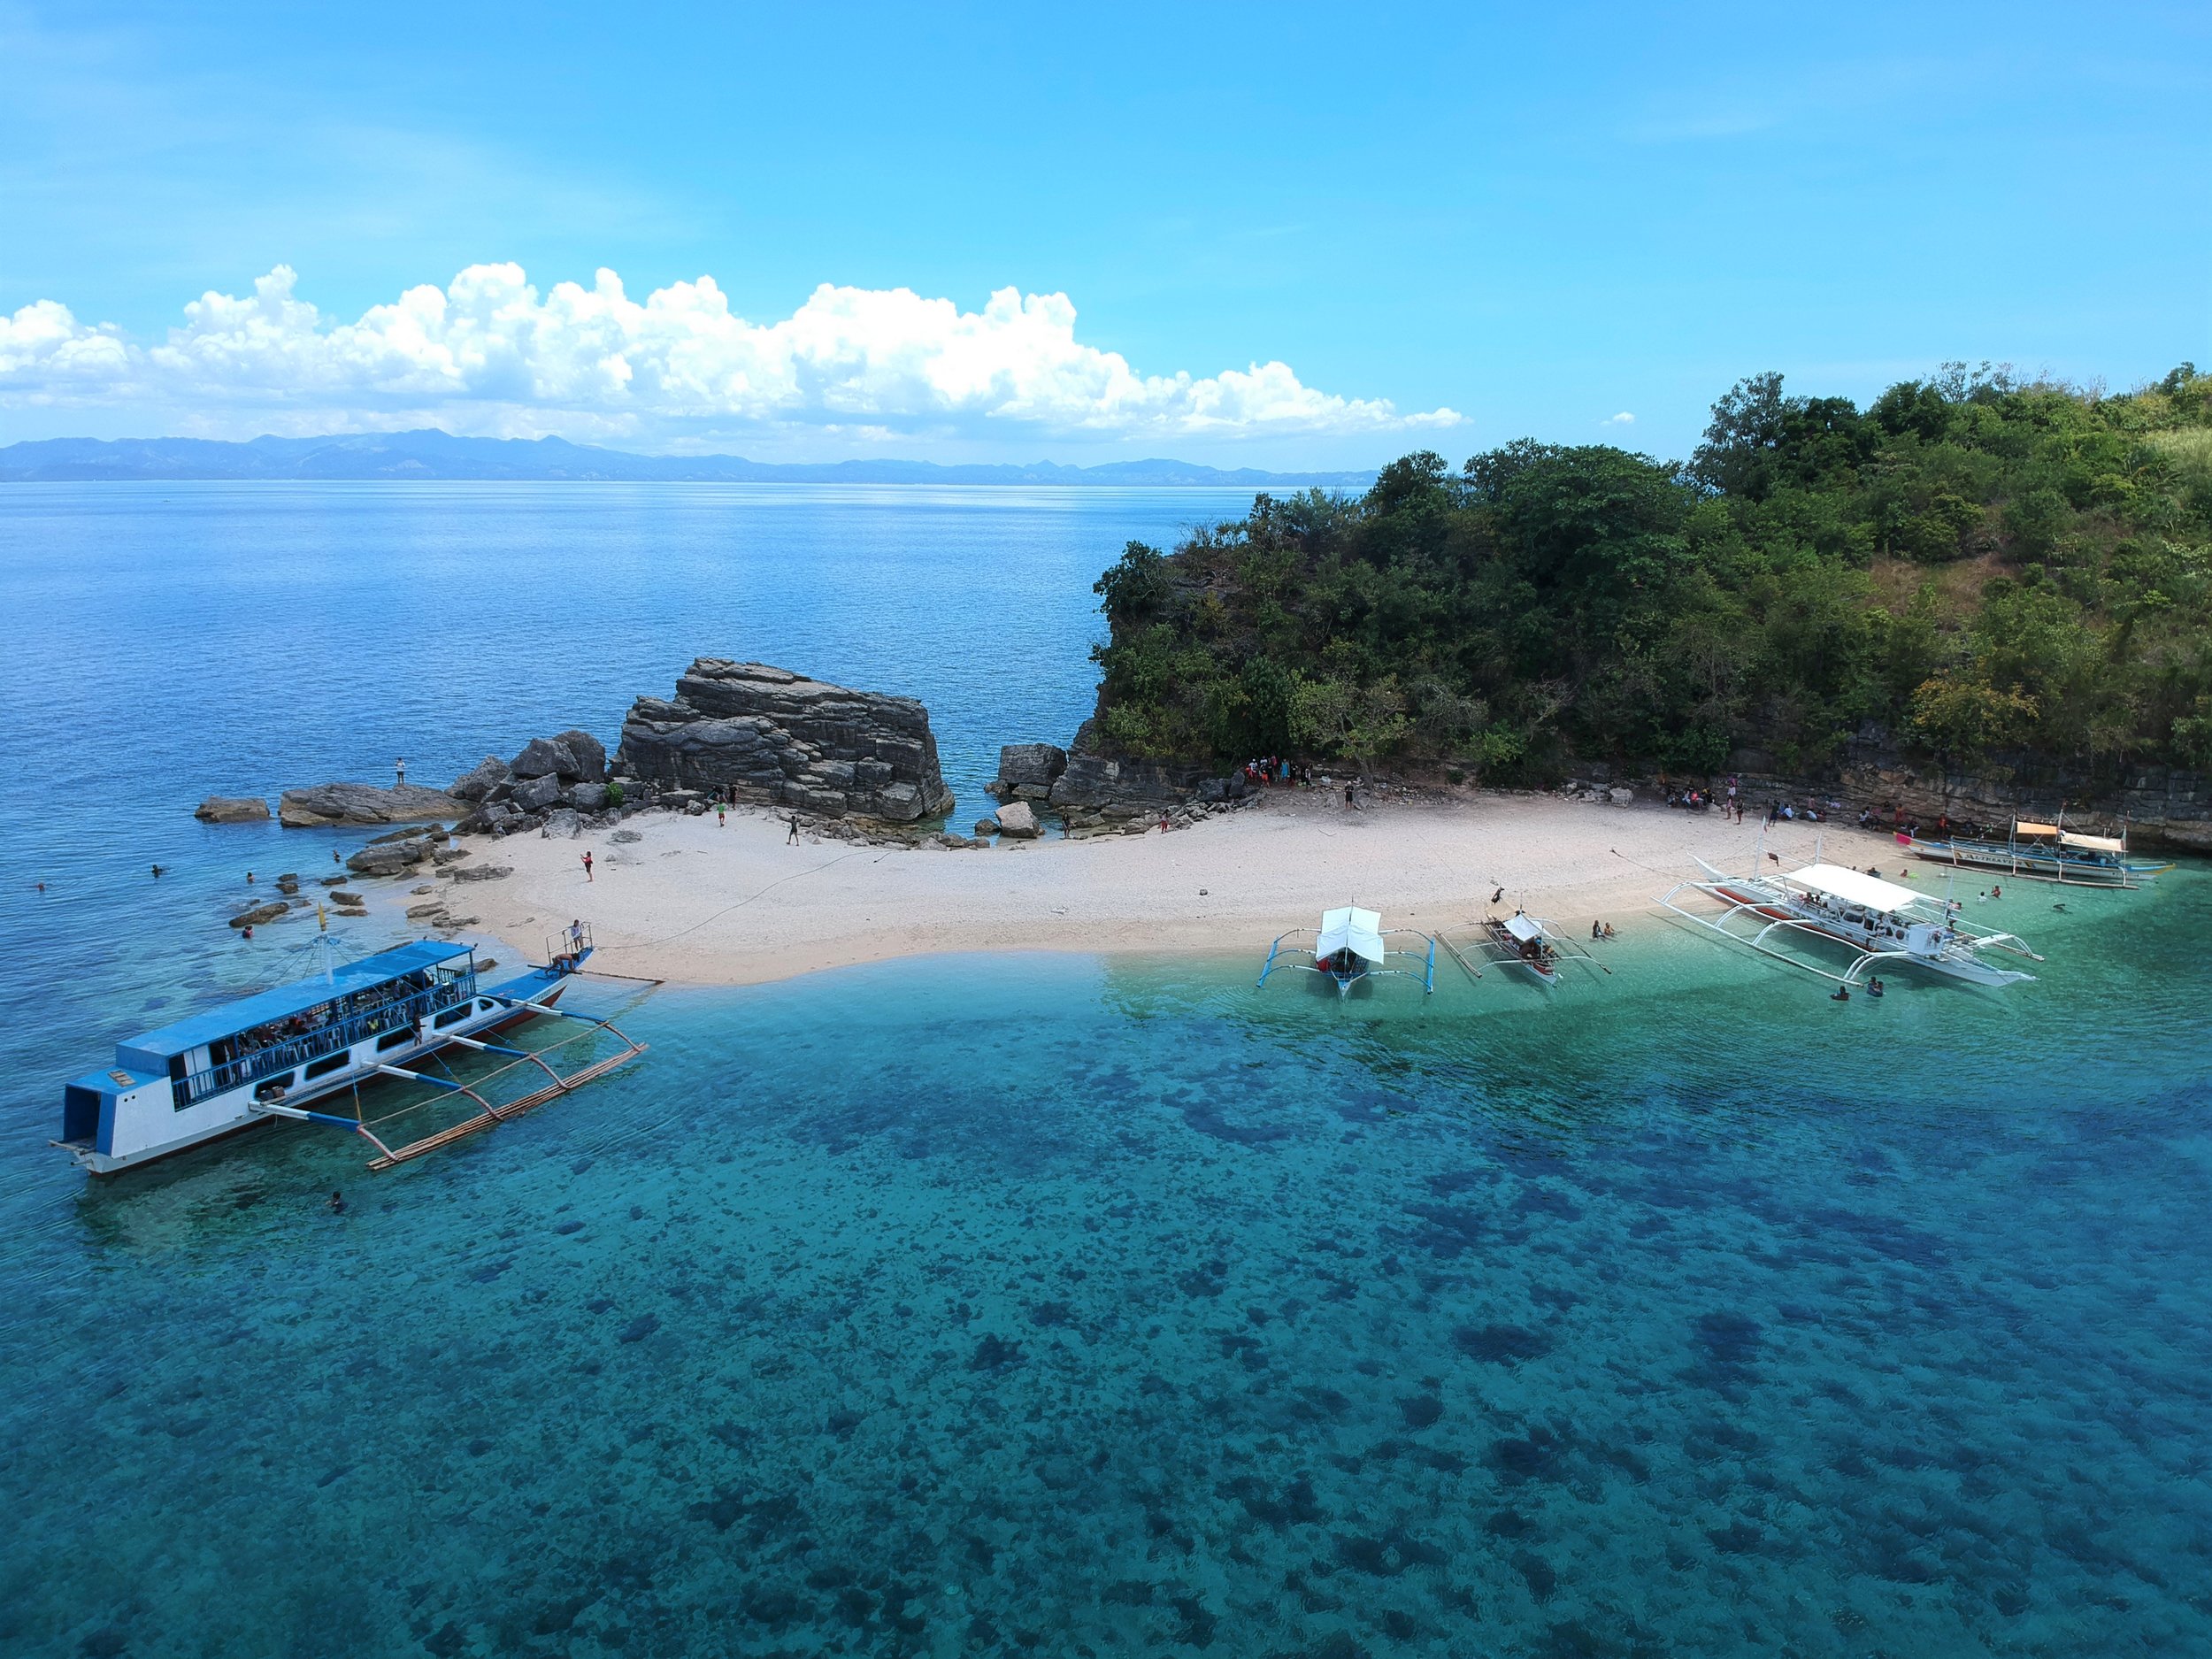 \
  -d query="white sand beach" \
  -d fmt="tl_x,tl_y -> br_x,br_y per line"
422,790 -> 1909,987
